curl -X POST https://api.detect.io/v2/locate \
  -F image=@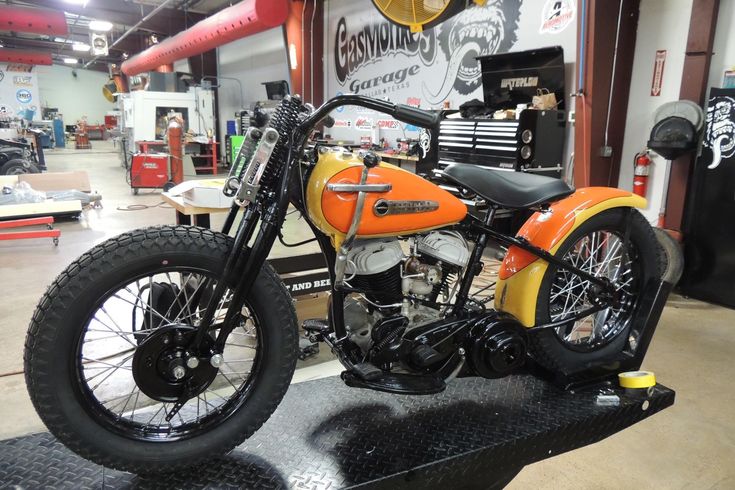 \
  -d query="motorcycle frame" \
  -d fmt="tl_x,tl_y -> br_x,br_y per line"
193,95 -> 622,359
